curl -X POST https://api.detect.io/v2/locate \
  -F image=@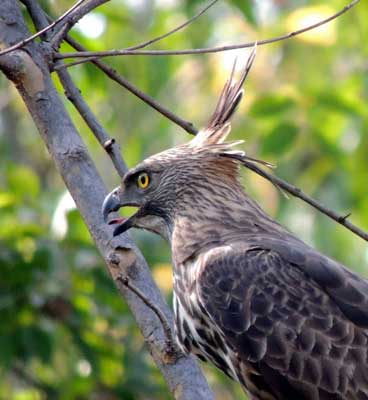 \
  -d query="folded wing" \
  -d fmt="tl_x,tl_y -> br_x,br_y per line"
197,241 -> 368,400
